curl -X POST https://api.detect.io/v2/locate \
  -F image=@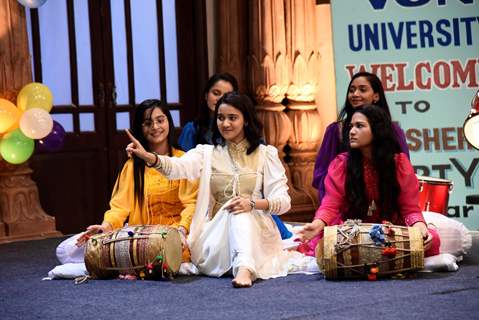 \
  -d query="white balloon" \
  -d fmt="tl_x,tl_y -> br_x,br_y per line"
17,0 -> 47,9
20,108 -> 53,139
